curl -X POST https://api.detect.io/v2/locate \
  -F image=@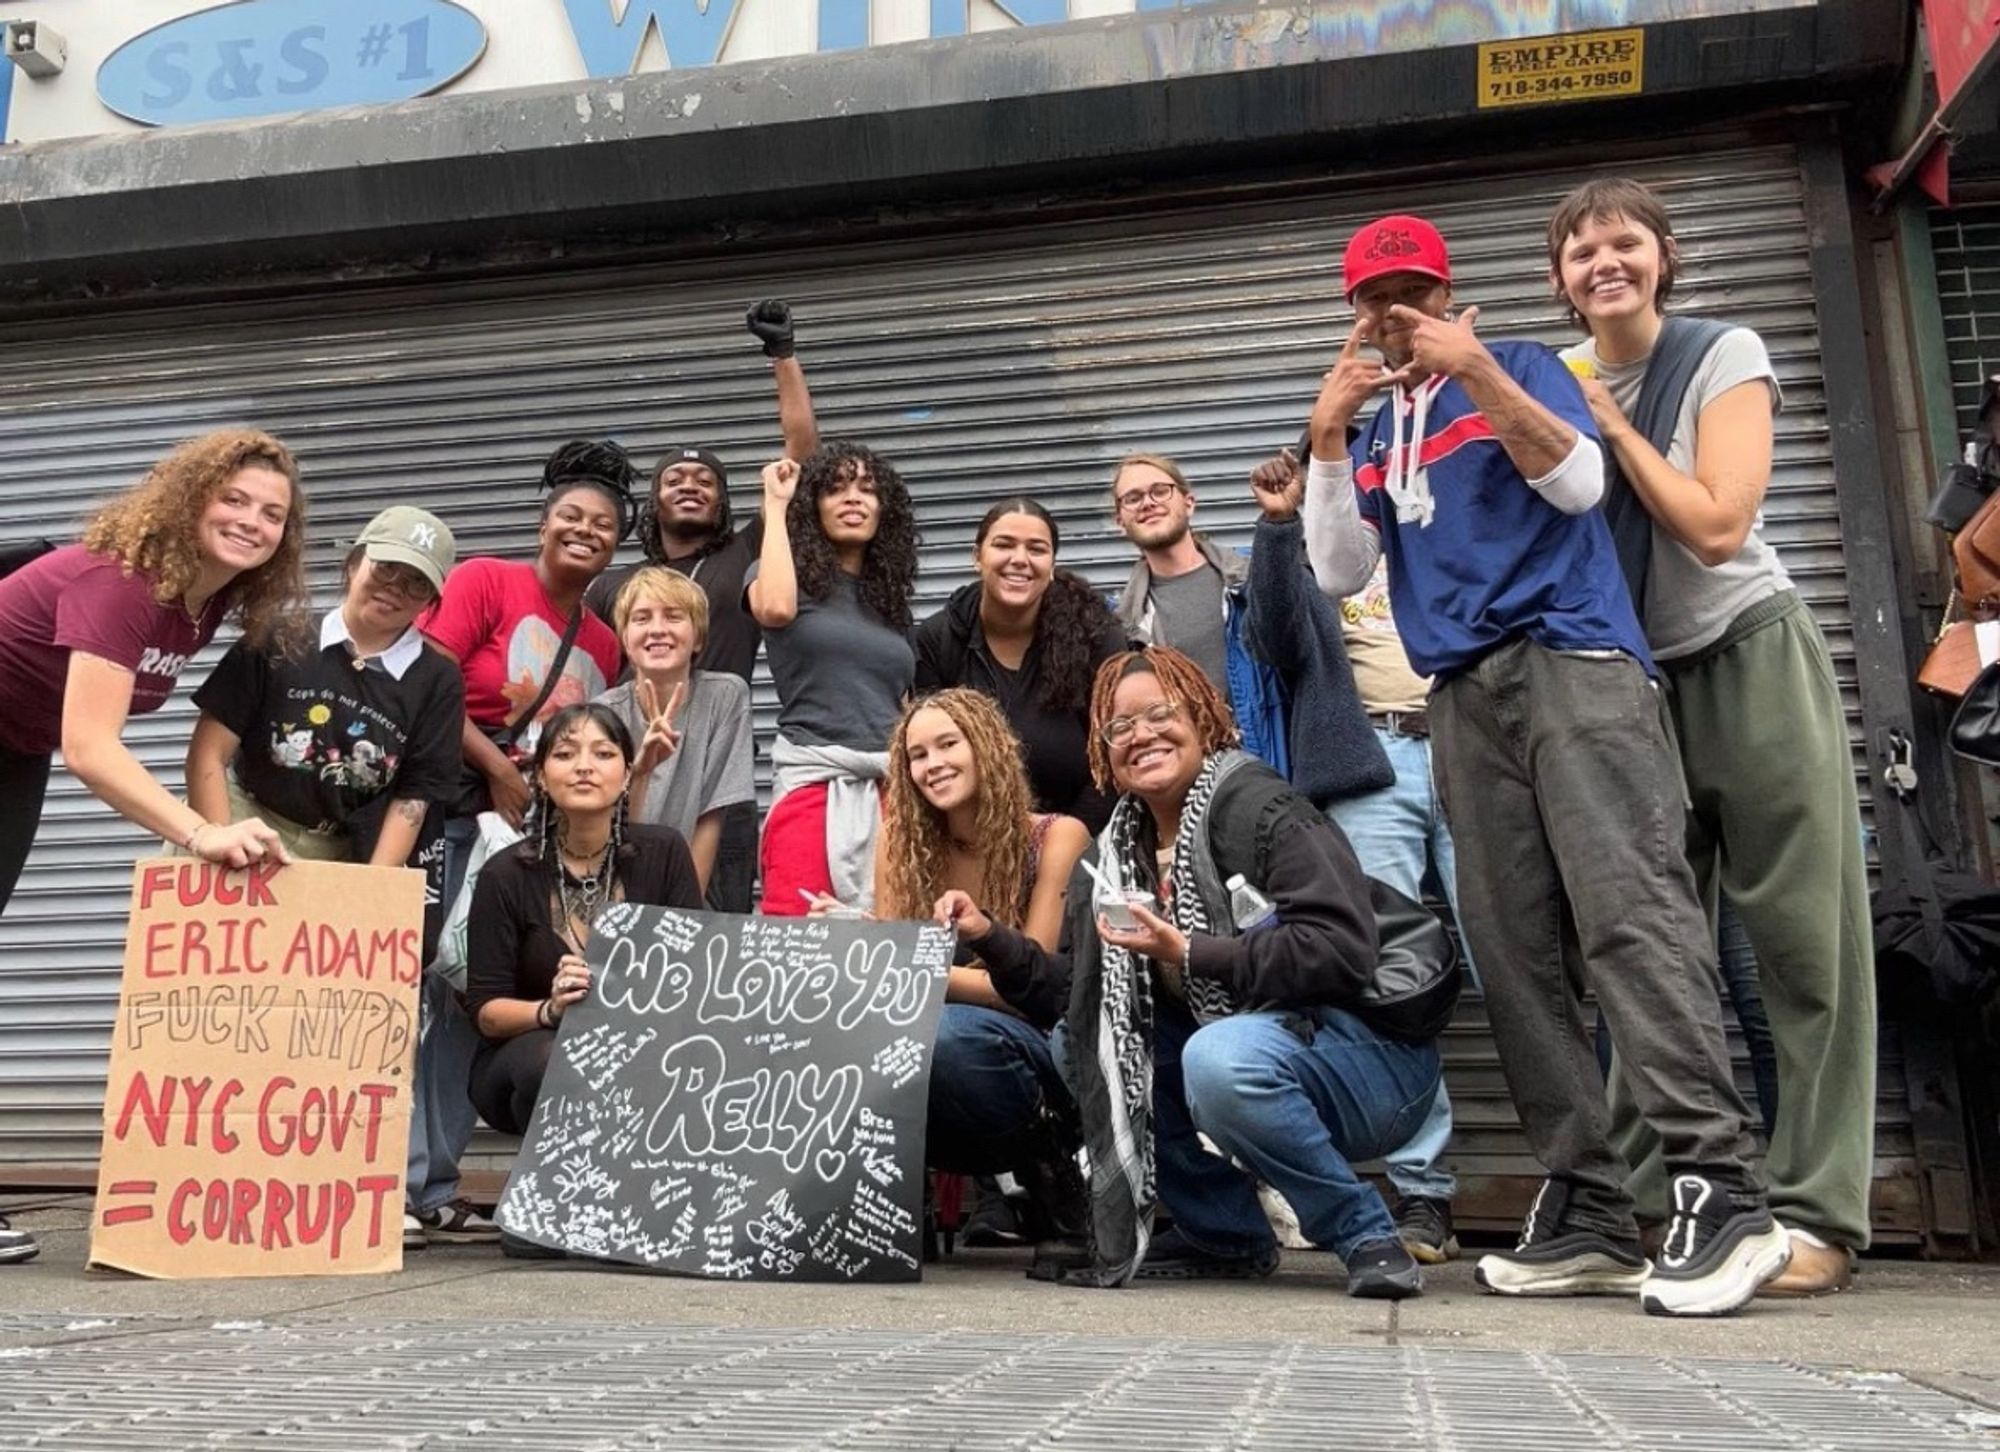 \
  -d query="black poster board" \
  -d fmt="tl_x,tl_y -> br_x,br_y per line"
495,905 -> 952,1281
